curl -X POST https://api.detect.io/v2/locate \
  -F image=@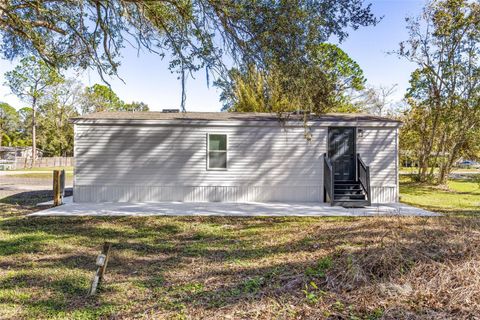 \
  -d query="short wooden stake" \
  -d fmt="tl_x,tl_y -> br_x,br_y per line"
53,170 -> 61,206
98,242 -> 111,283
89,242 -> 112,296
60,169 -> 65,201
